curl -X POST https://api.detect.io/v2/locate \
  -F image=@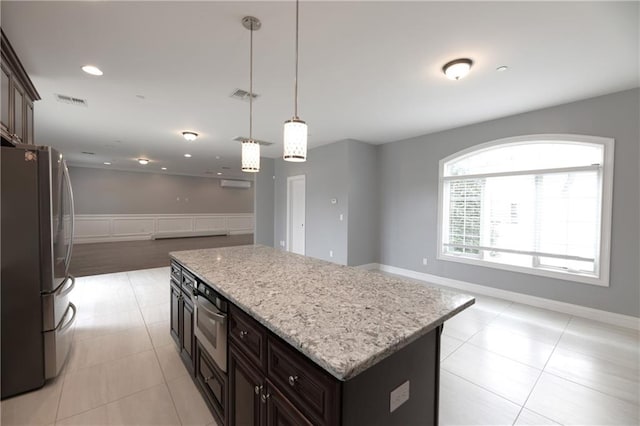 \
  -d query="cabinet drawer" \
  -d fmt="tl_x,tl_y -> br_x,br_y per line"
181,270 -> 196,297
196,342 -> 227,426
267,336 -> 340,426
170,261 -> 181,282
229,305 -> 267,370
